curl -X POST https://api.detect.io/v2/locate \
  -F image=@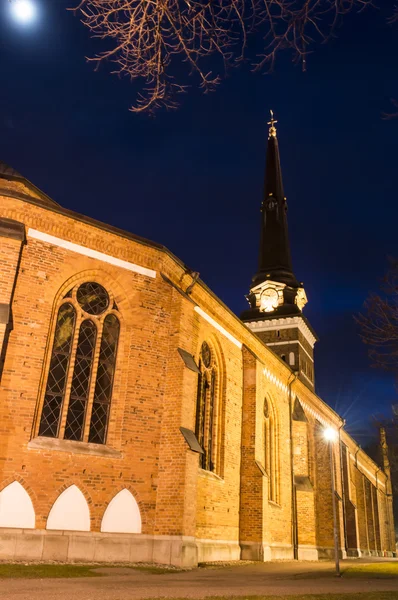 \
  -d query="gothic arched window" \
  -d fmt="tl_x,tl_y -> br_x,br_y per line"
38,282 -> 120,445
195,341 -> 220,473
264,396 -> 278,503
